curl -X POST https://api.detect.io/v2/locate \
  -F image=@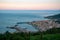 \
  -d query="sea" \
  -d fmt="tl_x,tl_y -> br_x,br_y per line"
0,10 -> 60,33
